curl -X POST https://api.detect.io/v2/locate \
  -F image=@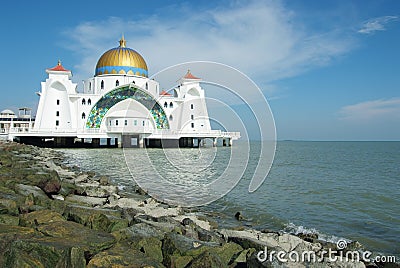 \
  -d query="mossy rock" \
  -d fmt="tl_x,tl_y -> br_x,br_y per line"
1,222 -> 114,266
0,225 -> 41,267
0,215 -> 19,226
50,199 -> 68,215
186,250 -> 224,268
135,236 -> 163,263
4,239 -> 87,268
87,243 -> 164,268
112,223 -> 165,242
0,155 -> 13,167
162,233 -> 215,267
36,221 -> 116,254
25,170 -> 61,195
232,248 -> 257,265
169,255 -> 194,268
65,205 -> 127,233
107,216 -> 129,233
5,240 -> 65,268
0,198 -> 19,216
59,180 -> 79,196
213,242 -> 243,265
0,185 -> 15,195
20,210 -> 66,227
